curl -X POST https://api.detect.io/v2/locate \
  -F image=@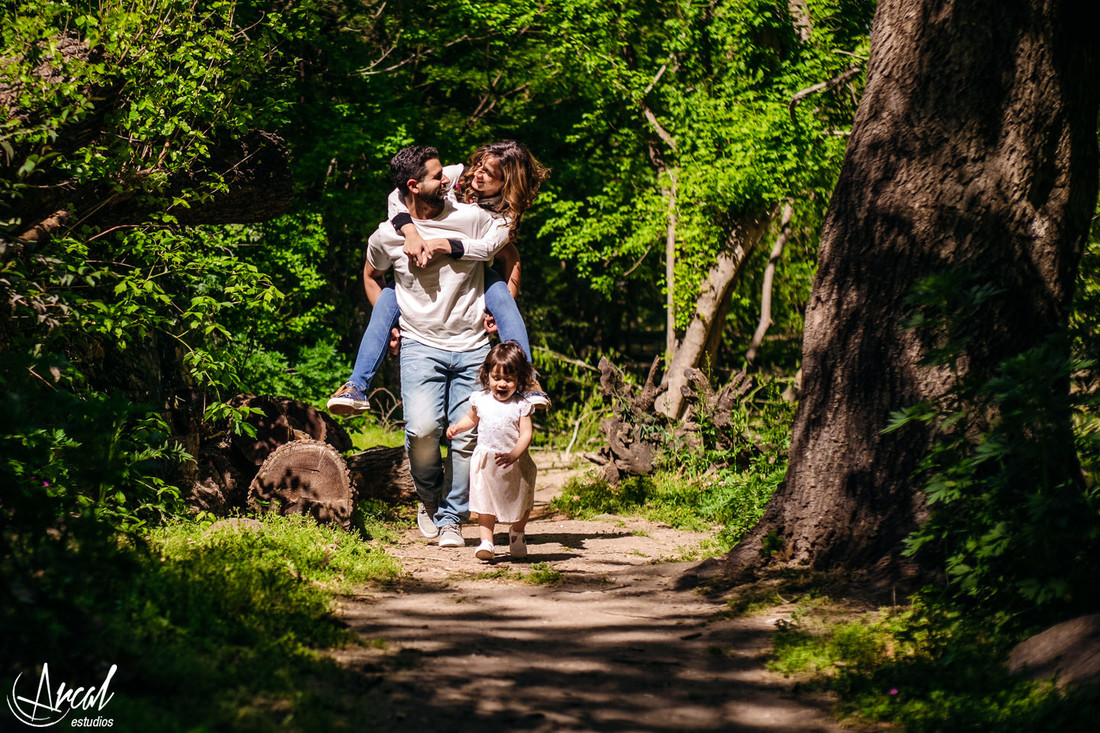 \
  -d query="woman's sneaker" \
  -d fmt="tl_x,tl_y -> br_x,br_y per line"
523,379 -> 551,409
327,382 -> 370,415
